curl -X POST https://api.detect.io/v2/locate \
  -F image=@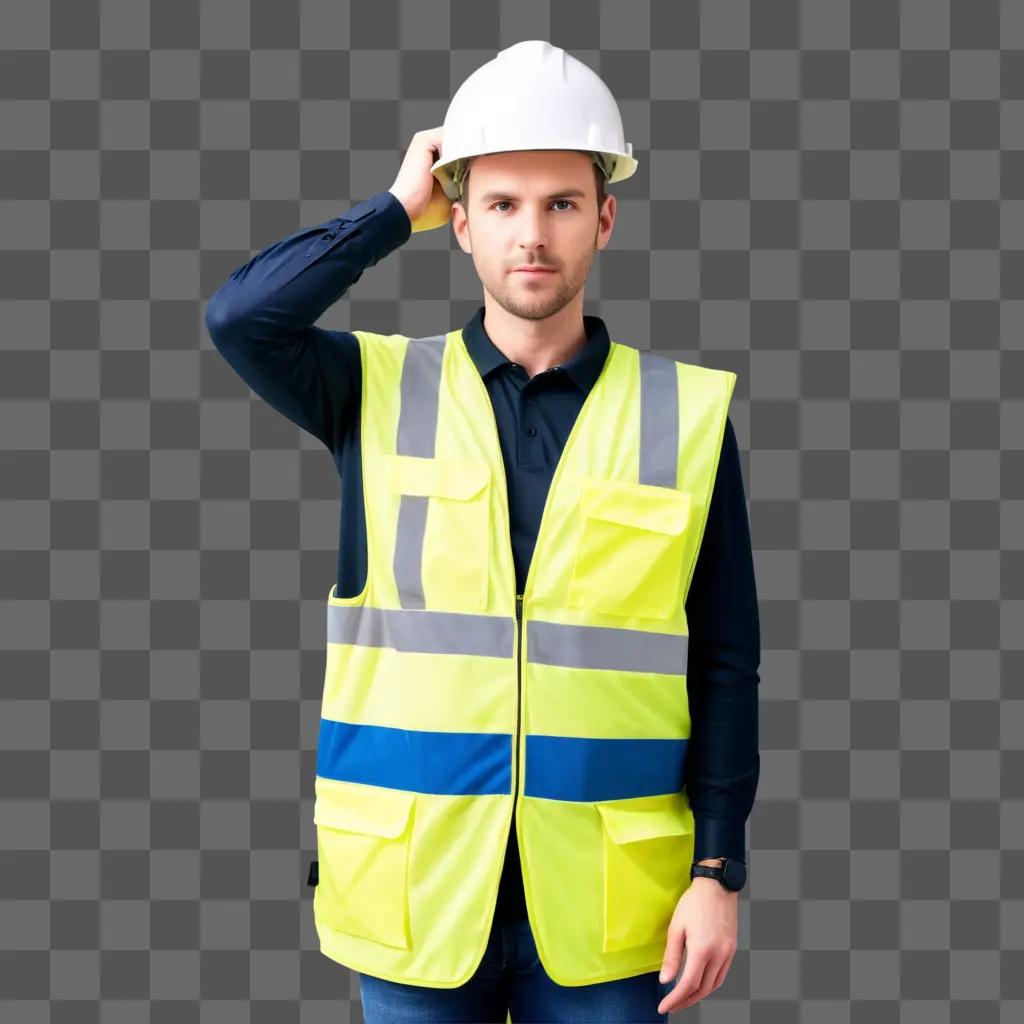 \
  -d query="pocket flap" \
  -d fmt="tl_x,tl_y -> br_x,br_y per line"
314,782 -> 416,838
580,480 -> 691,536
597,798 -> 693,845
387,454 -> 490,501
